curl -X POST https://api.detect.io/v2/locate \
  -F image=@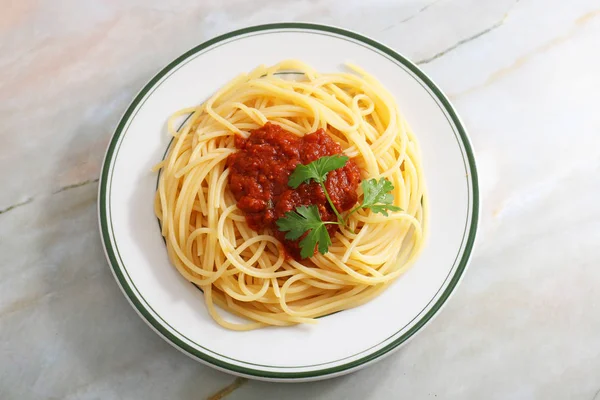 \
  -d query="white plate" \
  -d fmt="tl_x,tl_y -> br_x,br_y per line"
98,23 -> 479,382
